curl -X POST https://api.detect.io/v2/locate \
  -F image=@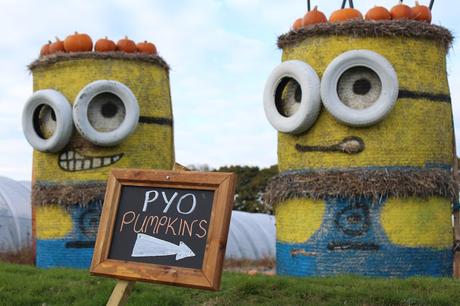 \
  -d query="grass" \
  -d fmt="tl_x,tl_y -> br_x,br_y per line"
1,262 -> 460,306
